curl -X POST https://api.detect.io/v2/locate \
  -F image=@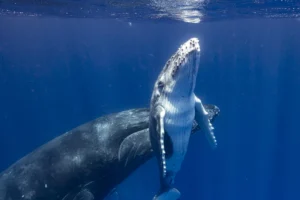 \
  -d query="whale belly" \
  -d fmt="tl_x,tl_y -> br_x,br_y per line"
165,128 -> 191,174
